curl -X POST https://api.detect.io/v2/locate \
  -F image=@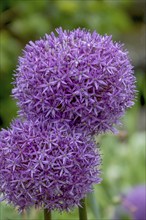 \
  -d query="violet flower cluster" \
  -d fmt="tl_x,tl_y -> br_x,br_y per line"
113,185 -> 146,220
0,28 -> 136,212
13,28 -> 136,134
0,119 -> 101,211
